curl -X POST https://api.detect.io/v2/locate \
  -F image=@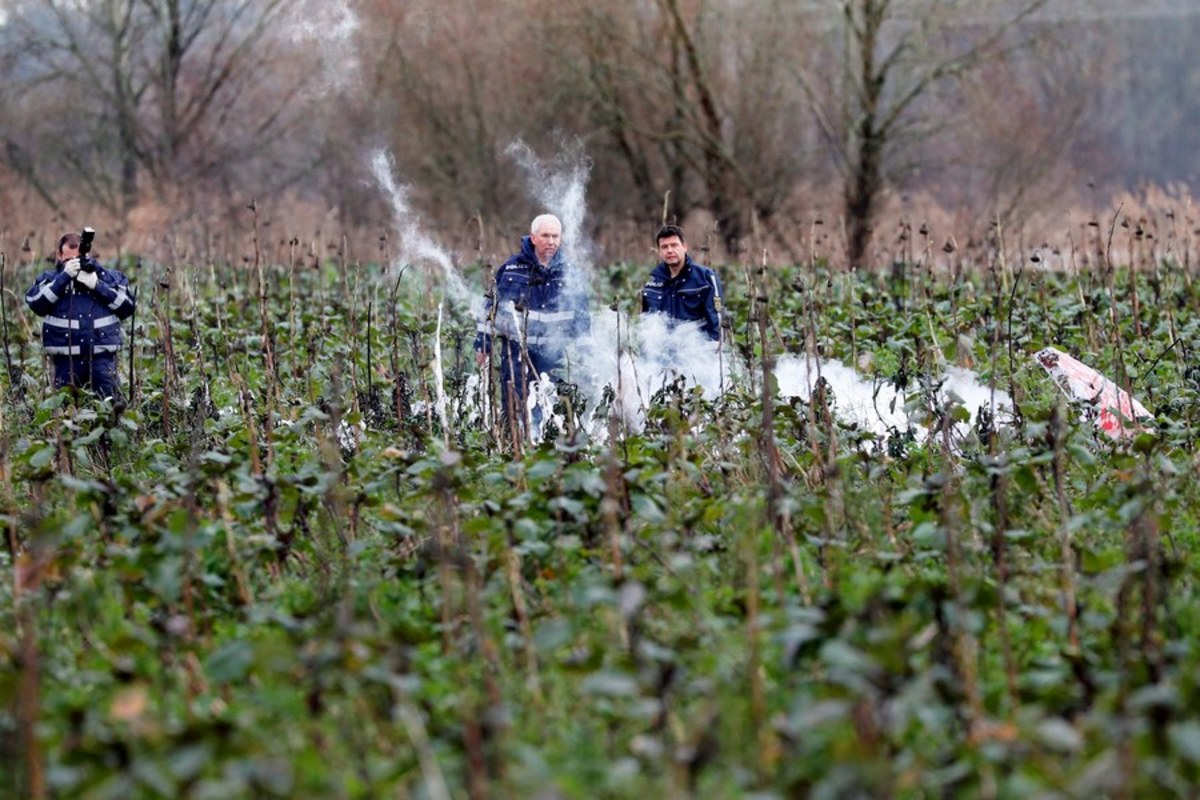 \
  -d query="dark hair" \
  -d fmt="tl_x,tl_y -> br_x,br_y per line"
57,232 -> 81,253
655,225 -> 686,245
